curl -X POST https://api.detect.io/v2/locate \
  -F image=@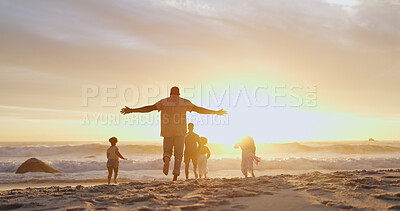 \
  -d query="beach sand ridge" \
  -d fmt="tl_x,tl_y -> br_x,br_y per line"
2,169 -> 400,210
